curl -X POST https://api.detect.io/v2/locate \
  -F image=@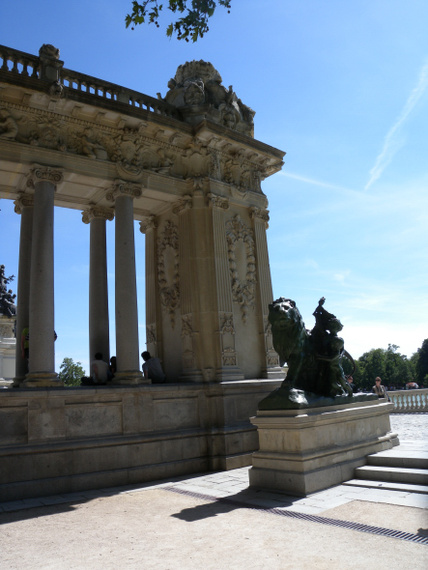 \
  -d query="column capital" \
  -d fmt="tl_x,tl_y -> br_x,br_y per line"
26,165 -> 64,188
250,206 -> 270,228
82,205 -> 114,224
139,215 -> 157,234
172,195 -> 193,215
14,192 -> 34,214
207,192 -> 229,211
106,179 -> 143,202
